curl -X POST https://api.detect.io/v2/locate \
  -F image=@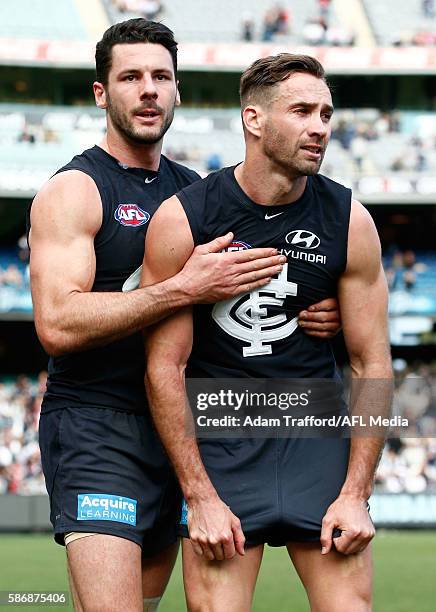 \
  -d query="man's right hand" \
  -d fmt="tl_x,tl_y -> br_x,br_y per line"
187,494 -> 246,561
179,232 -> 286,303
